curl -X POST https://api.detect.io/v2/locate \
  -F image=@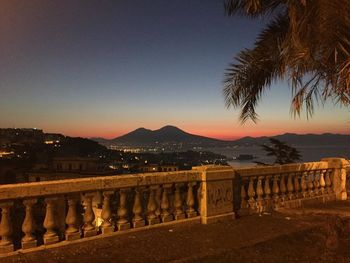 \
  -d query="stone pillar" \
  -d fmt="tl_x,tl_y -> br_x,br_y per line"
65,195 -> 81,241
101,191 -> 115,234
263,176 -> 271,211
247,177 -> 256,209
294,173 -> 300,198
186,182 -> 197,218
194,166 -> 235,224
174,183 -> 185,220
319,169 -> 326,195
287,174 -> 294,200
132,187 -> 145,228
146,186 -> 160,225
43,197 -> 59,245
116,189 -> 130,231
83,193 -> 97,237
0,202 -> 14,253
21,199 -> 37,249
322,158 -> 349,200
160,184 -> 174,222
272,175 -> 280,209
